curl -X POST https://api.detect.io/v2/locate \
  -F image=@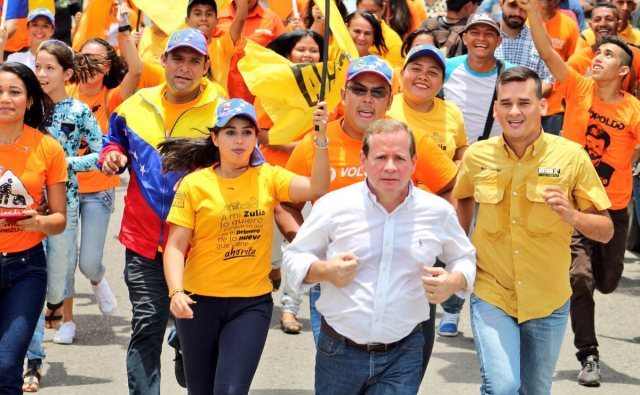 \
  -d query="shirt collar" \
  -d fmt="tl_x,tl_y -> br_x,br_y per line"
499,130 -> 547,160
362,179 -> 414,213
